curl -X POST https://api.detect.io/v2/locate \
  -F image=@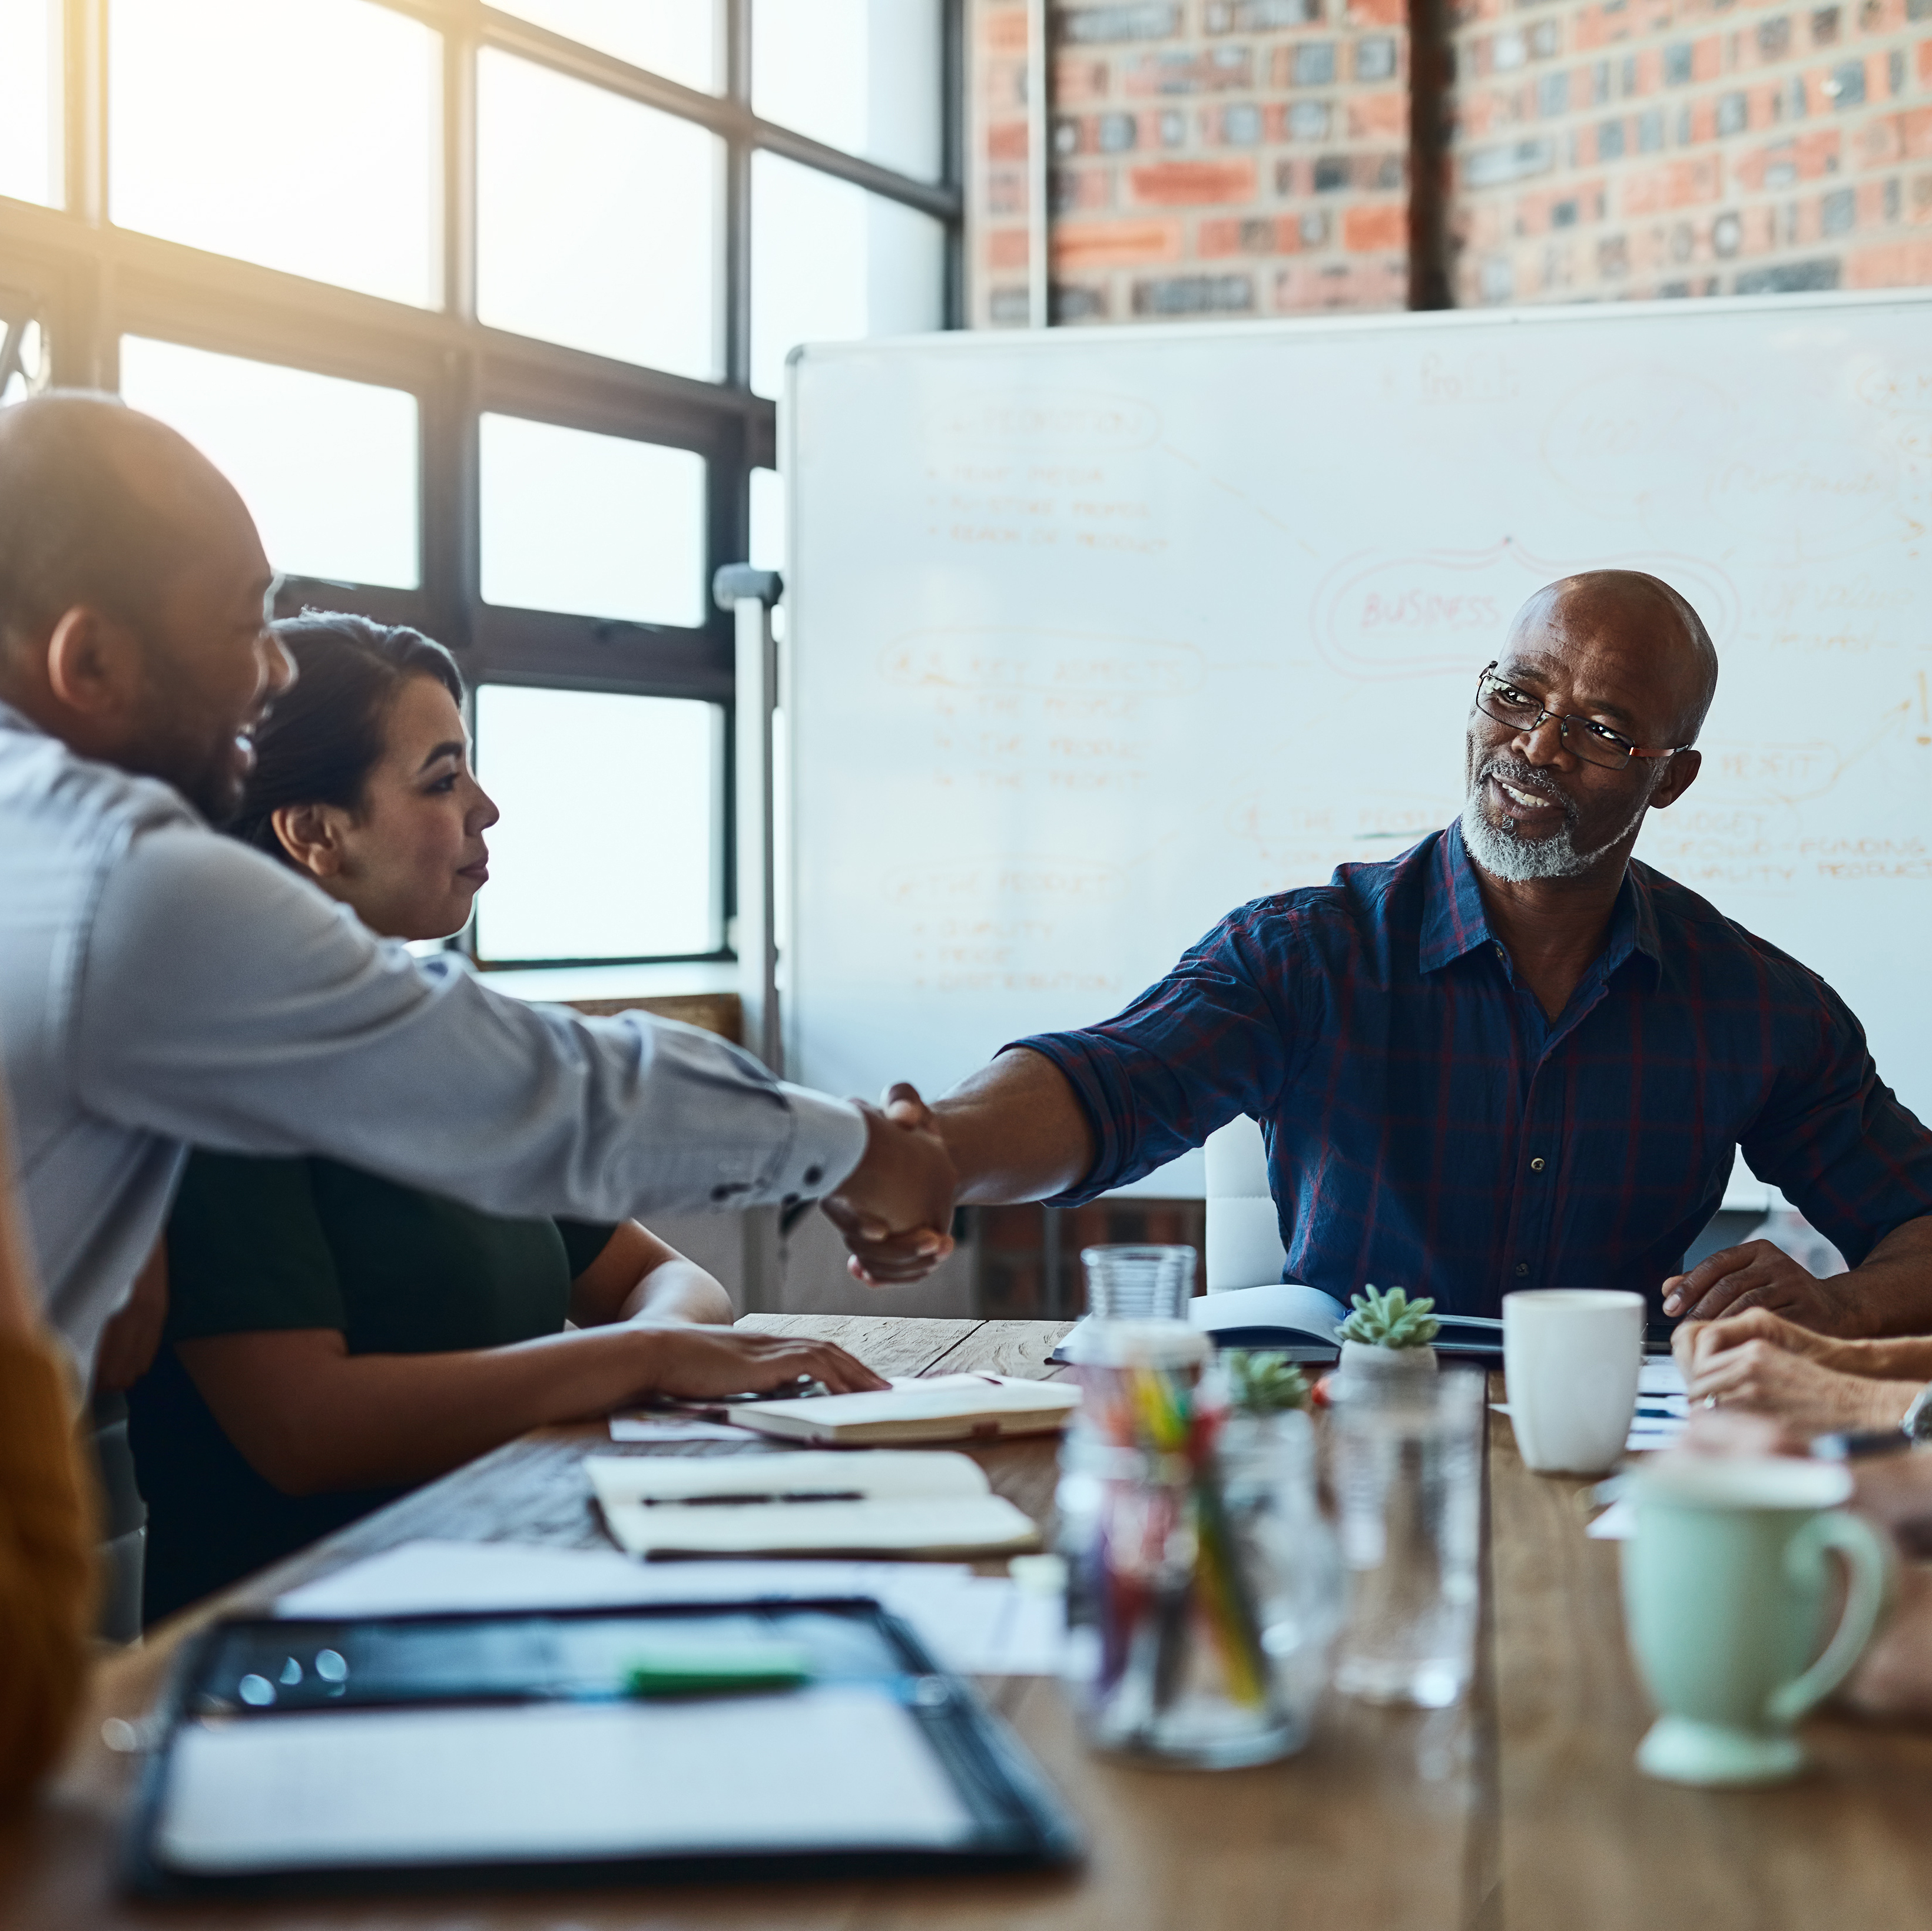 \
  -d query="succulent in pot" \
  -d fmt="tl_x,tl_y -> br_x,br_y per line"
1334,1285 -> 1441,1379
1224,1349 -> 1315,1417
